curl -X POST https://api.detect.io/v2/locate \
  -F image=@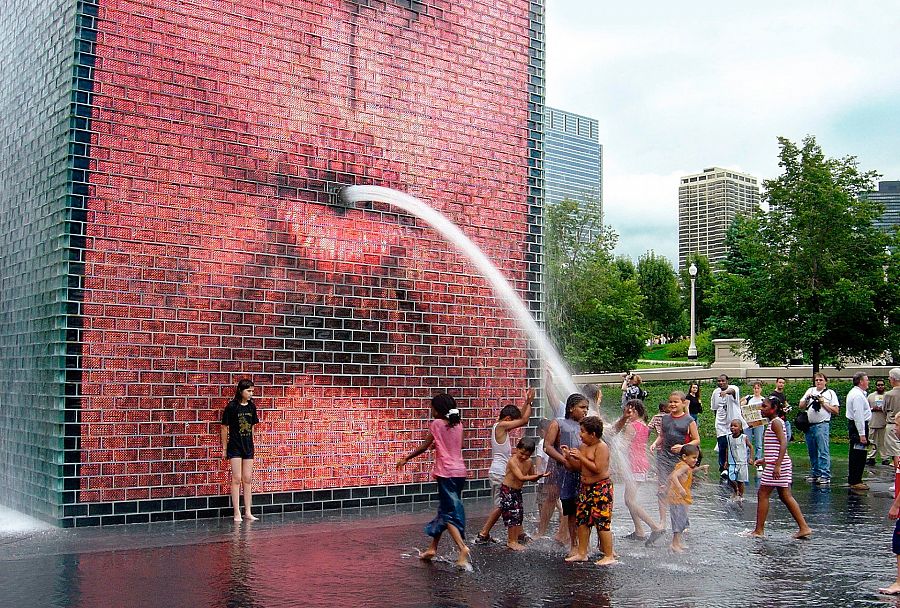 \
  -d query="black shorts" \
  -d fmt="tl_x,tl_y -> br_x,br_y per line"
226,445 -> 254,459
893,519 -> 900,555
561,497 -> 577,516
